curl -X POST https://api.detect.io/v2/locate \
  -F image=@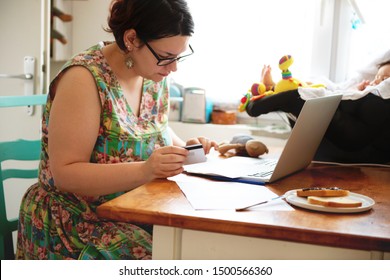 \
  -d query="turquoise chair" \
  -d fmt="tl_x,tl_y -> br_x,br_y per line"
0,94 -> 46,260
0,94 -> 47,108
